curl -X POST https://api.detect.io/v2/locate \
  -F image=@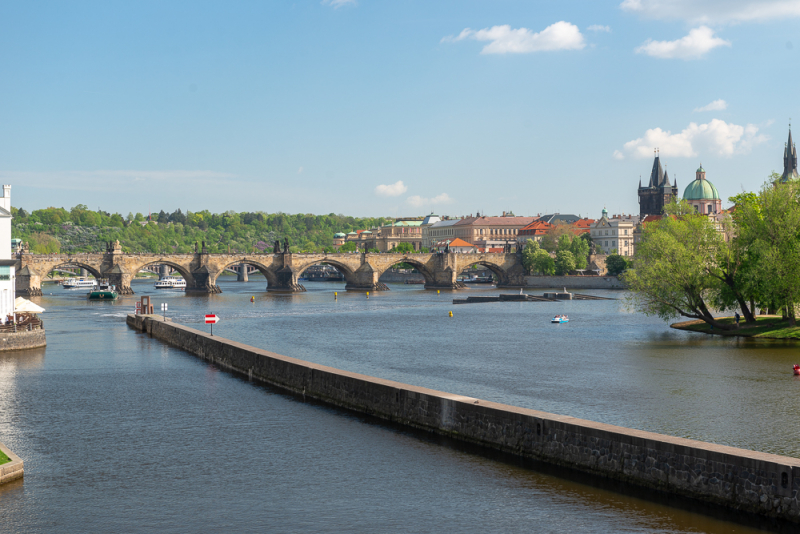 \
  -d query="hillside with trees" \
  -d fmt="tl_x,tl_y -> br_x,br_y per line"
11,205 -> 389,254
